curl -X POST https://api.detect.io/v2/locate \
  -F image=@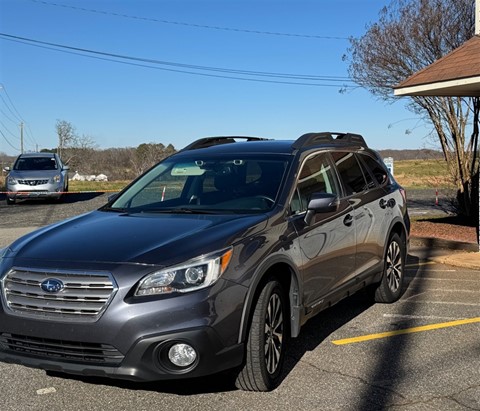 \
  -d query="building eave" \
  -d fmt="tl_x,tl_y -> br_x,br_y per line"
394,75 -> 480,97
